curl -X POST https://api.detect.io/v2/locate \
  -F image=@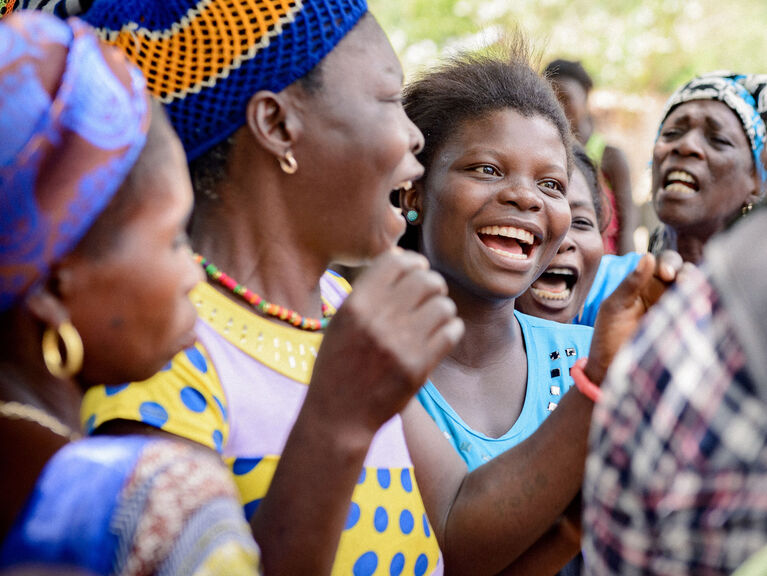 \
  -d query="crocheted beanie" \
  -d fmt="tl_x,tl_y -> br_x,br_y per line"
81,0 -> 368,161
